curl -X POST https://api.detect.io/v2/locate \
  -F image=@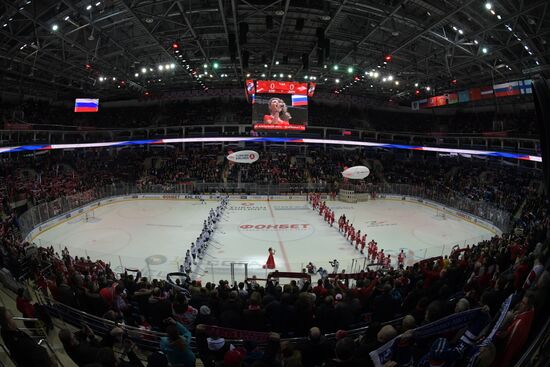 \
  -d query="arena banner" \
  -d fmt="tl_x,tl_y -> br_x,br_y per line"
201,325 -> 271,342
466,295 -> 513,367
369,308 -> 483,367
